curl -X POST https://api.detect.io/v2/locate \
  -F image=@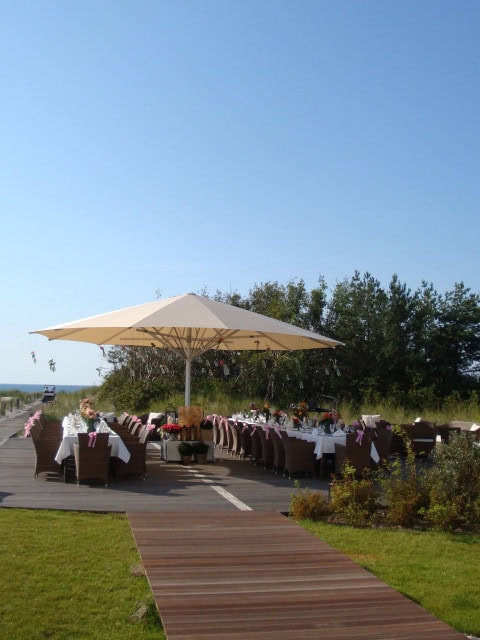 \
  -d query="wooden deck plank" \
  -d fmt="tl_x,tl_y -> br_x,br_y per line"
128,511 -> 465,640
